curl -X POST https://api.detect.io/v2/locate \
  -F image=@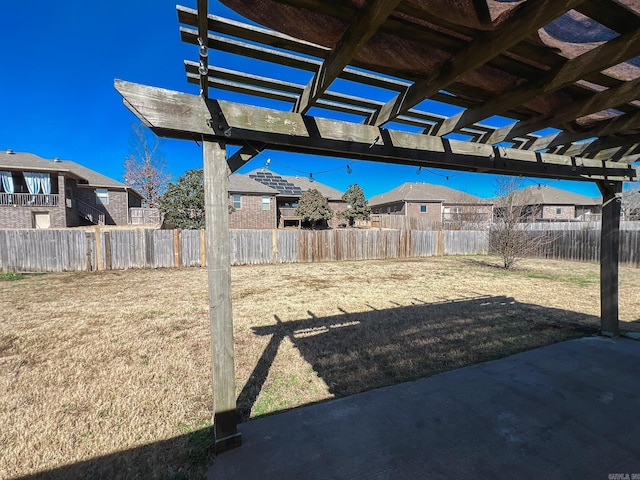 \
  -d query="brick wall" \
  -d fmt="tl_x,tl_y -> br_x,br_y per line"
74,187 -> 131,225
229,194 -> 276,229
406,201 -> 443,222
541,205 -> 576,220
